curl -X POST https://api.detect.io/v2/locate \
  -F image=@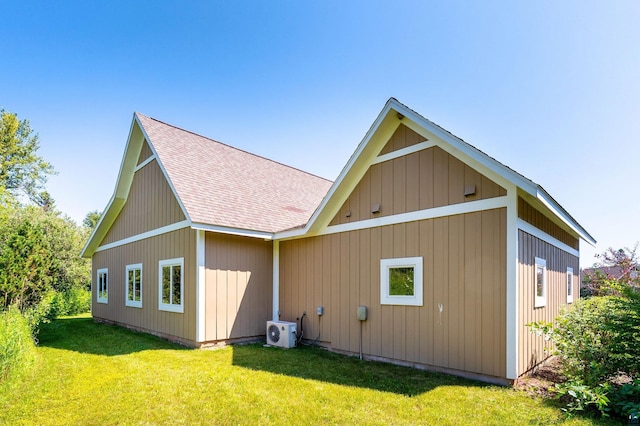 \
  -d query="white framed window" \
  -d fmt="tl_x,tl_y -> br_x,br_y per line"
125,263 -> 143,308
158,258 -> 184,313
534,257 -> 547,308
380,257 -> 423,306
566,267 -> 574,304
97,268 -> 108,304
